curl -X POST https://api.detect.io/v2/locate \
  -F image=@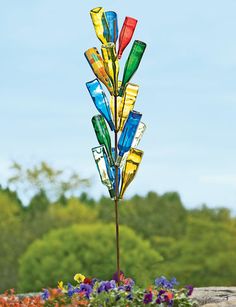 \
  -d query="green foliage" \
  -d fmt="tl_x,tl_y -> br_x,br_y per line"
23,197 -> 98,243
18,224 -> 162,292
0,190 -> 26,291
98,192 -> 187,239
1,164 -> 236,292
151,215 -> 236,287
